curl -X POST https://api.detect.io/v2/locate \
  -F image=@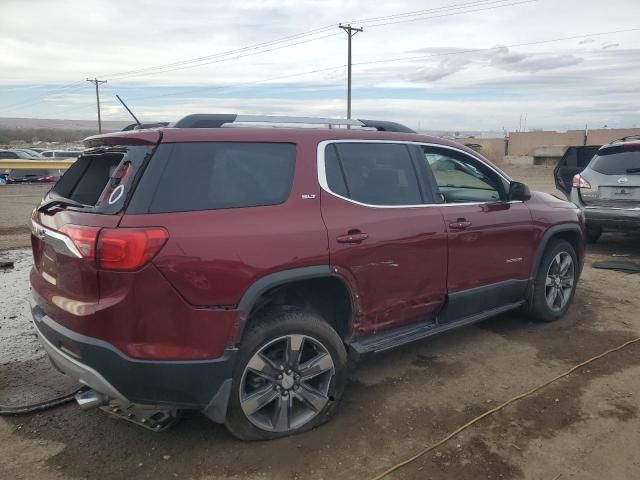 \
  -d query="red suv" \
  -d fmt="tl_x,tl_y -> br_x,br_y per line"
29,114 -> 584,440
